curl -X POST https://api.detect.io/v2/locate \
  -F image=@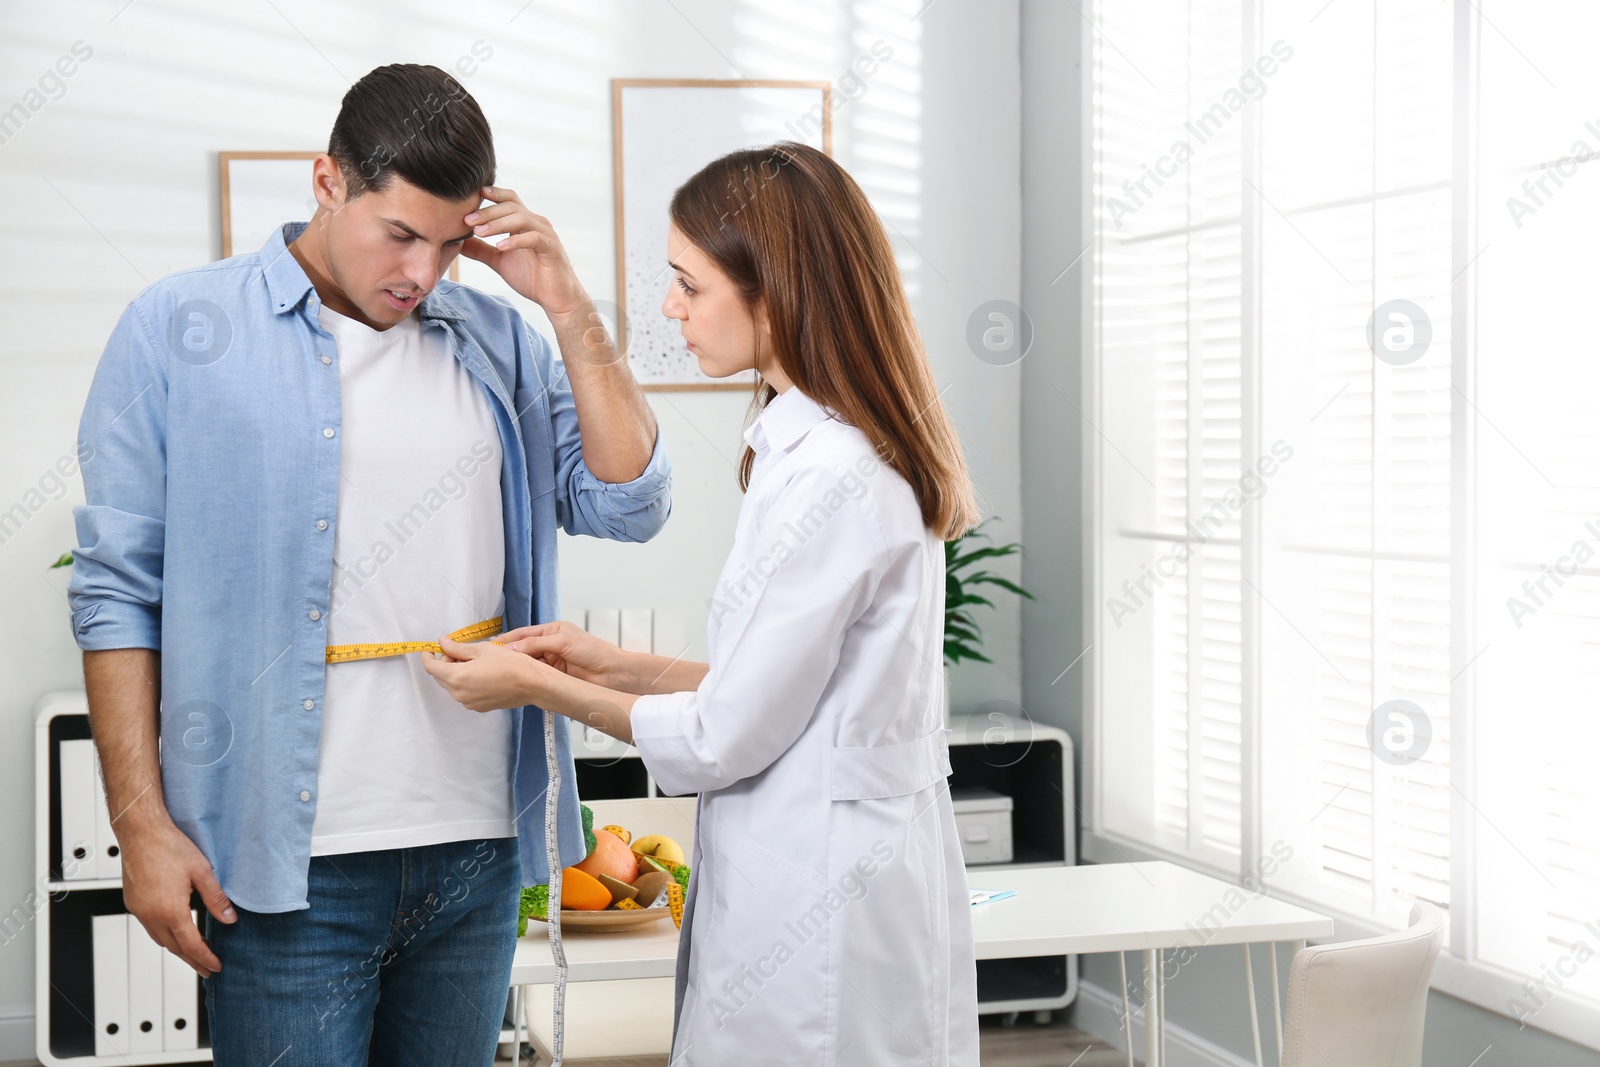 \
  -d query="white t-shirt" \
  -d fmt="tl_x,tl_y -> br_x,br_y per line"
310,304 -> 515,856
